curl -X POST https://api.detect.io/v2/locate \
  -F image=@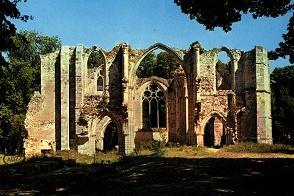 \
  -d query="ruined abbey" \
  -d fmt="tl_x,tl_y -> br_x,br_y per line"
24,42 -> 272,155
